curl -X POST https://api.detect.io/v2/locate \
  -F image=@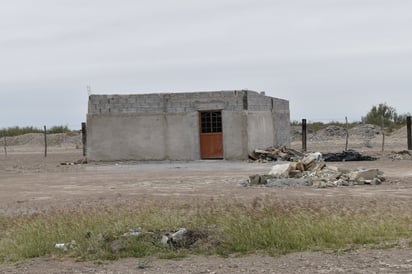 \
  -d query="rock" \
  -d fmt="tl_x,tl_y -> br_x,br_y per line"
312,180 -> 327,188
248,174 -> 275,185
161,235 -> 169,245
326,181 -> 338,187
268,163 -> 290,178
373,178 -> 382,185
54,240 -> 76,251
171,228 -> 187,243
248,174 -> 261,185
289,170 -> 303,178
122,227 -> 142,237
335,179 -> 350,186
349,168 -> 382,181
246,158 -> 385,189
161,228 -> 207,248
